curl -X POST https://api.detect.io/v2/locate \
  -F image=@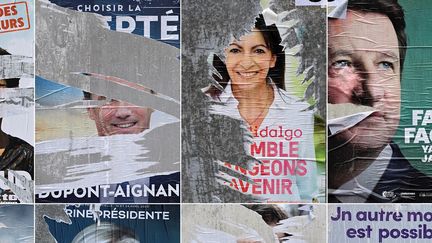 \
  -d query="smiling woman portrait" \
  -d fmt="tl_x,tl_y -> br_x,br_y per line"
205,14 -> 319,202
